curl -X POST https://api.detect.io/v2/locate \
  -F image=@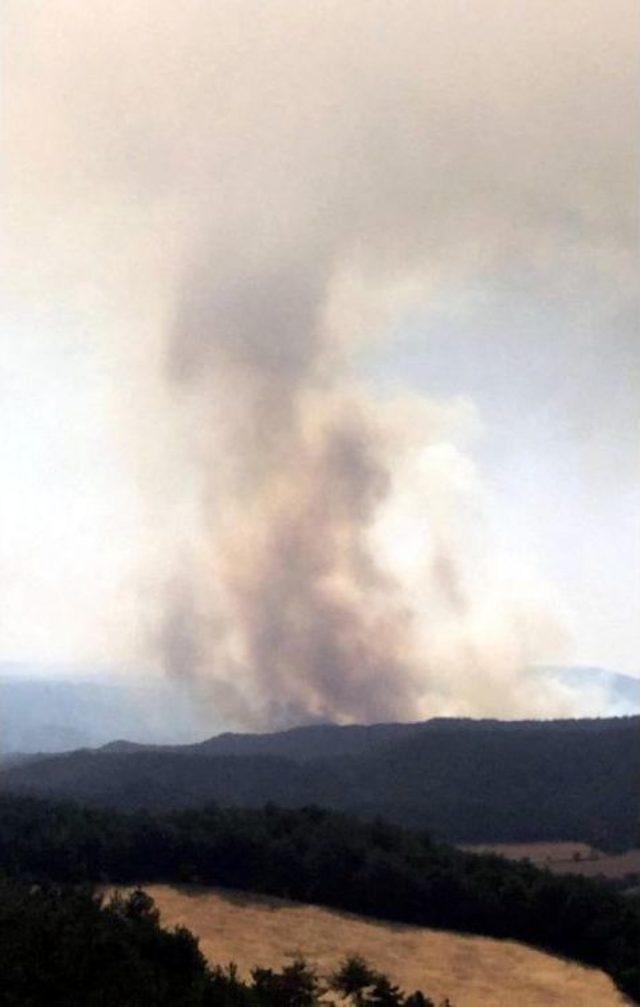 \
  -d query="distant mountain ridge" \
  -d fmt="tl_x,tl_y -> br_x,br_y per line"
100,710 -> 636,761
102,719 -> 426,760
3,714 -> 637,849
1,665 -> 637,850
0,667 -> 216,753
536,665 -> 639,715
1,663 -> 637,754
